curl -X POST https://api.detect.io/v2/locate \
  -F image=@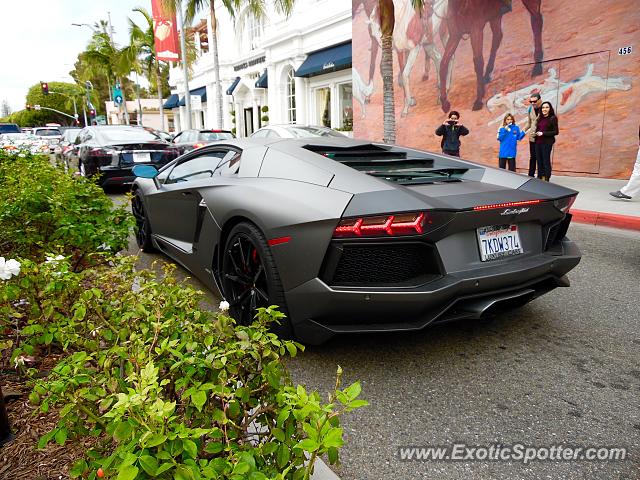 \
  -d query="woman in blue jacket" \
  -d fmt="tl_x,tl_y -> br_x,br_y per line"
497,113 -> 526,171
